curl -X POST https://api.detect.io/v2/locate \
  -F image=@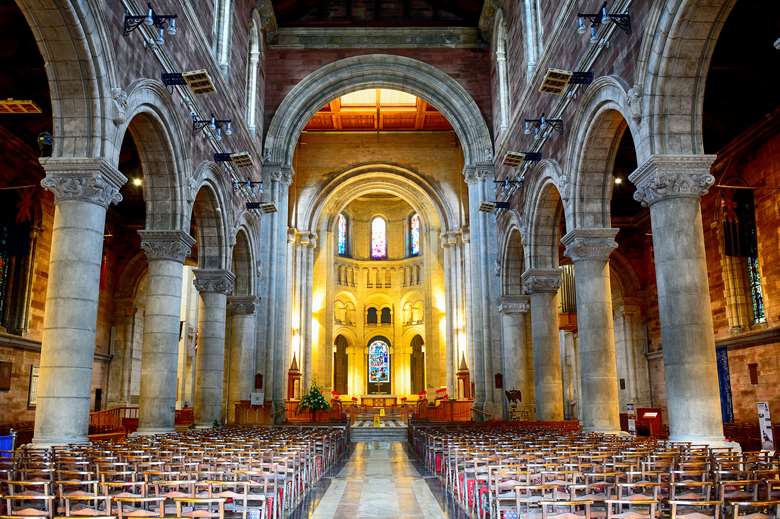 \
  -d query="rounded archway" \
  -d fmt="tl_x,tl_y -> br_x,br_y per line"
264,54 -> 493,171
